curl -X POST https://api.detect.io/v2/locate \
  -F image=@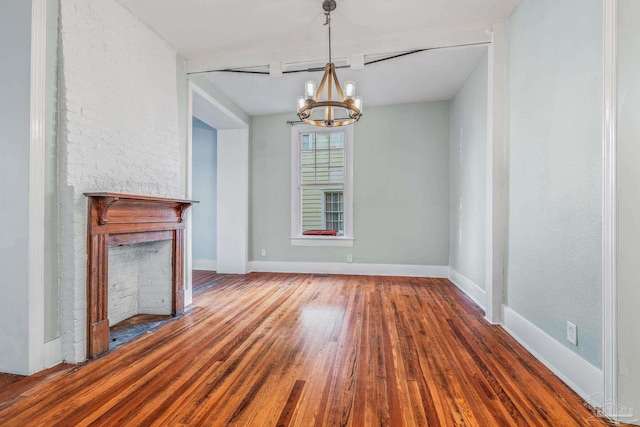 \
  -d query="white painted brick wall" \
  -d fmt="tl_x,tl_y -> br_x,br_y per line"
58,0 -> 183,363
137,241 -> 172,316
108,241 -> 172,325
108,245 -> 139,325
